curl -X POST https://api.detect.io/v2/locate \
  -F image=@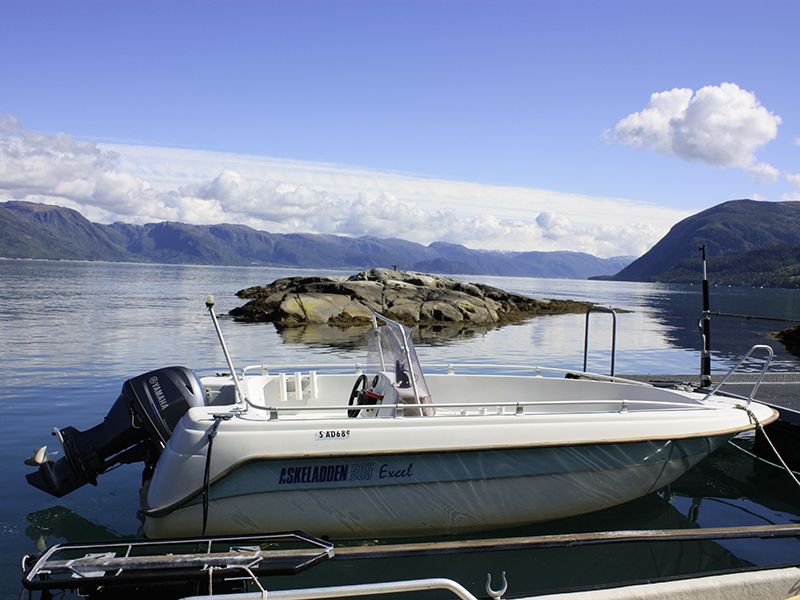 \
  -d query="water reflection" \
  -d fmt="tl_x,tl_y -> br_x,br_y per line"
671,439 -> 800,522
26,506 -> 127,547
640,284 -> 800,371
21,494 -> 752,598
275,321 -> 504,350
